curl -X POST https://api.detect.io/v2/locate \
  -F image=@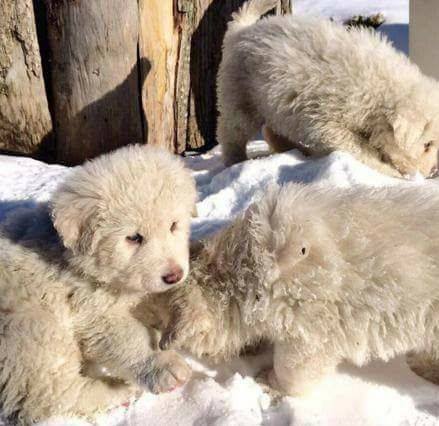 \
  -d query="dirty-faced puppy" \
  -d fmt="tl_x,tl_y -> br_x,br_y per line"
0,145 -> 196,424
161,183 -> 439,396
218,0 -> 439,178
